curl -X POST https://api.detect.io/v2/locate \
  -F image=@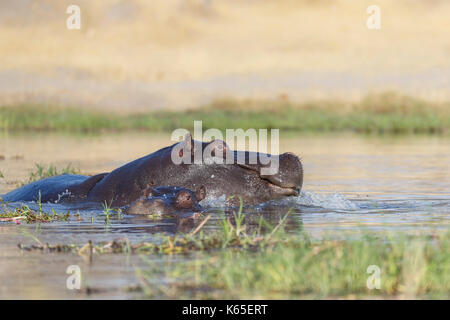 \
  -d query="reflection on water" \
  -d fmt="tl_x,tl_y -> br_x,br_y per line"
0,132 -> 449,298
